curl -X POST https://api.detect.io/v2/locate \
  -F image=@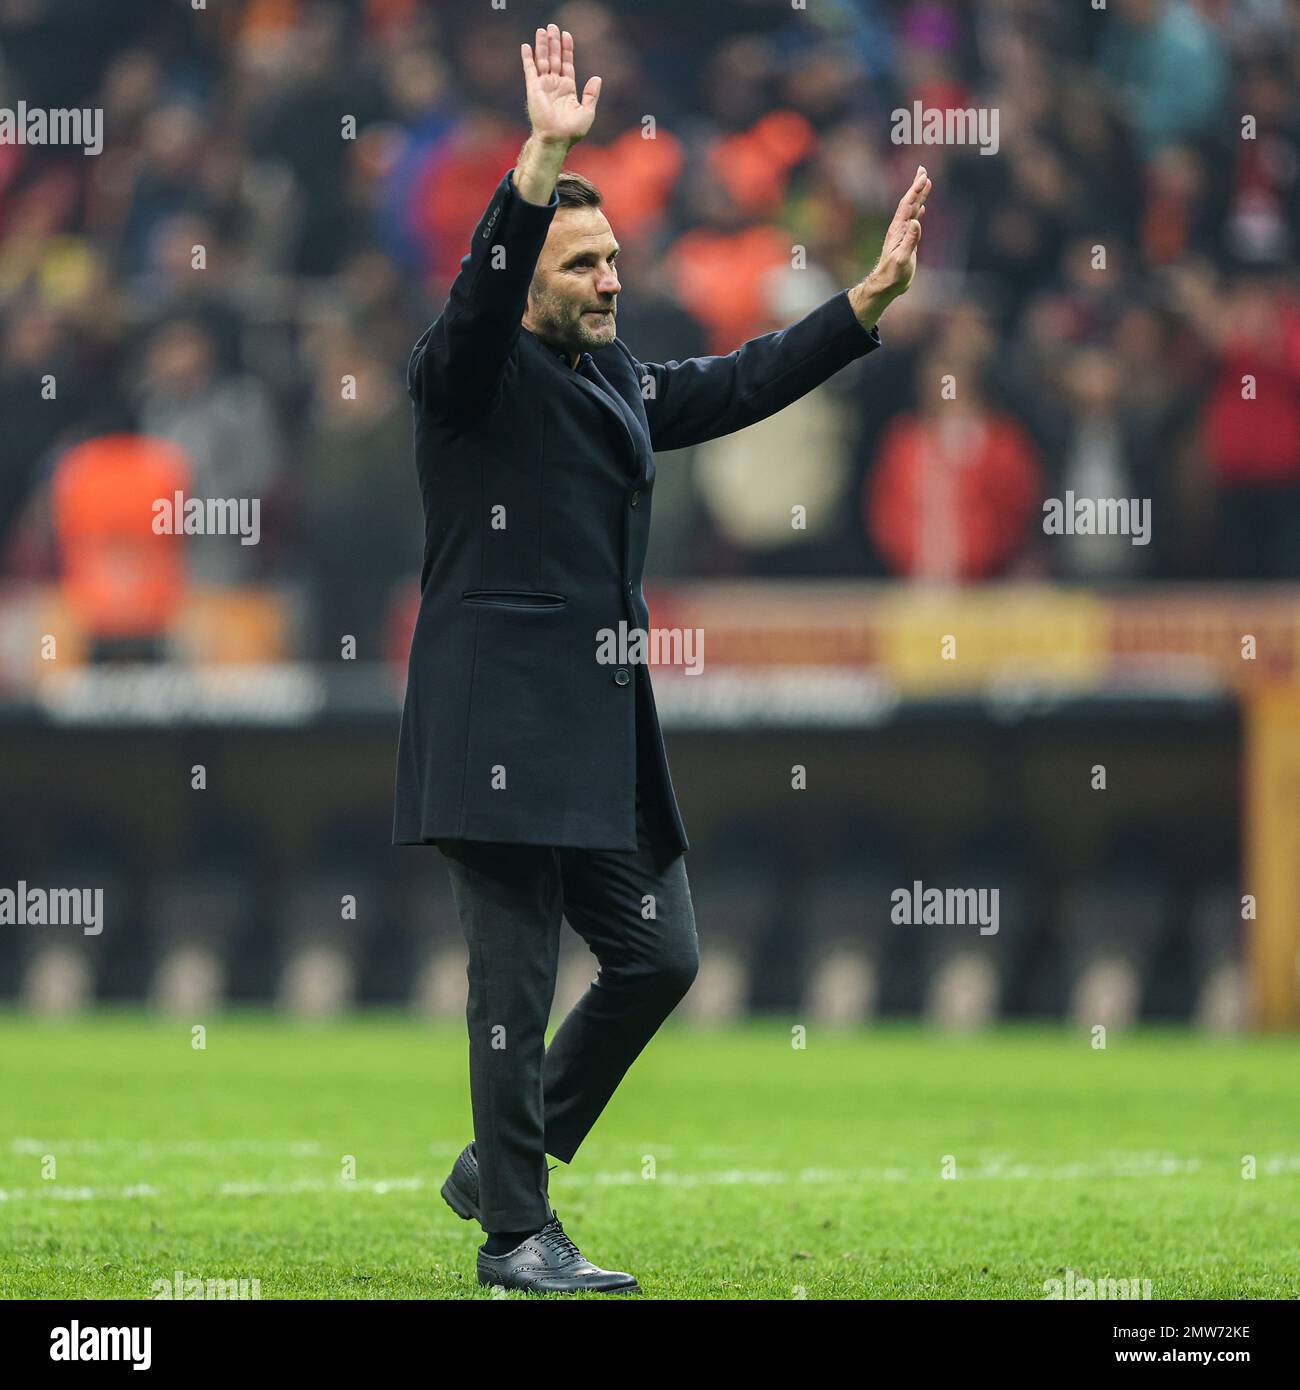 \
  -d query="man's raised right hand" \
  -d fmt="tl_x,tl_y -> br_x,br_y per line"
521,22 -> 601,148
